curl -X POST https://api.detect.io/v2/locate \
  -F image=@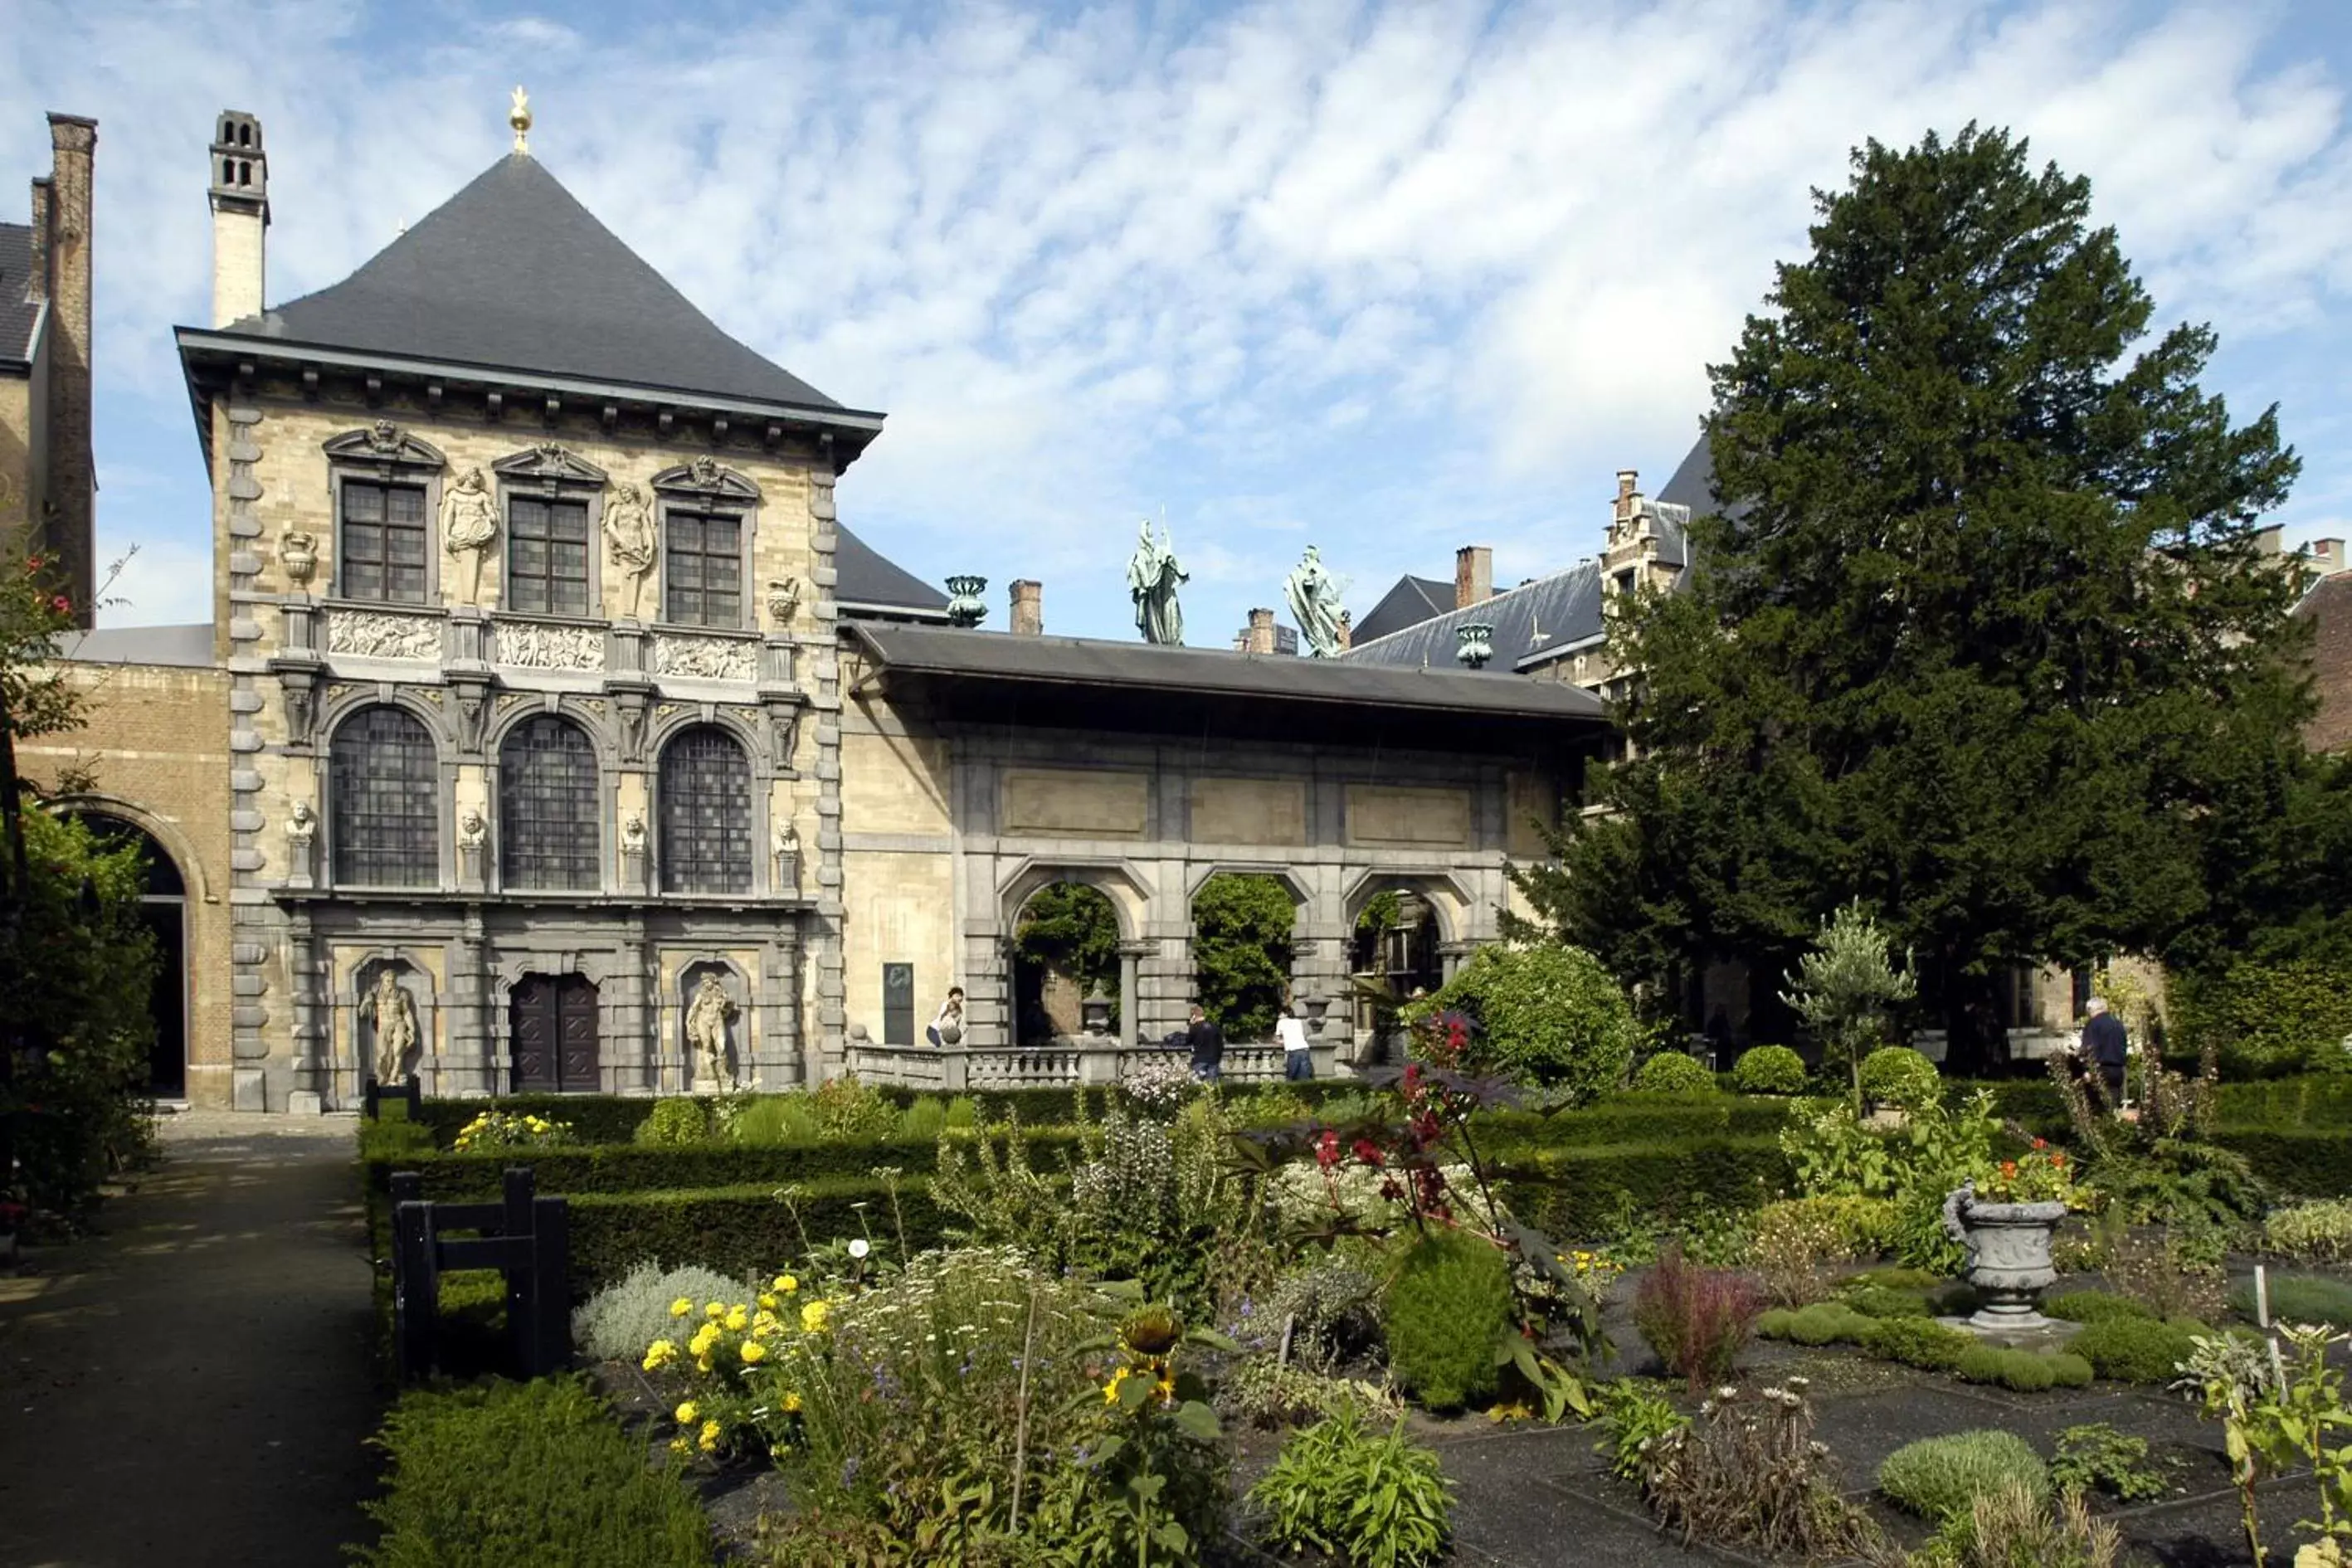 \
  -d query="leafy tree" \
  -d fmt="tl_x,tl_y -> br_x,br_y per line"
1191,873 -> 1295,1040
1013,883 -> 1121,1025
1409,945 -> 1639,1098
1518,124 -> 2317,1069
1781,902 -> 1918,1112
